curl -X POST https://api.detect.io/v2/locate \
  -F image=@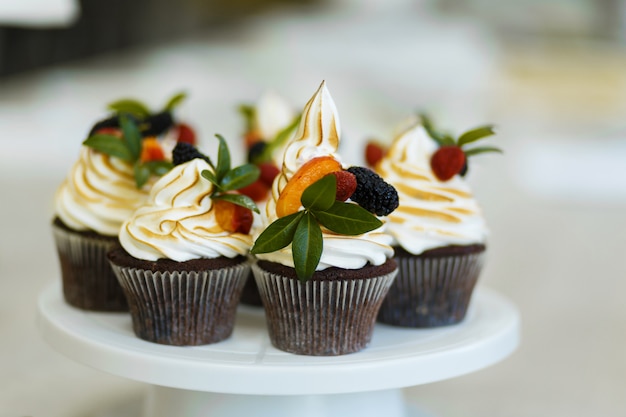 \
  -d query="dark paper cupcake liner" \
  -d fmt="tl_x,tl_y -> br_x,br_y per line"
377,249 -> 485,328
52,222 -> 128,311
252,262 -> 397,356
239,255 -> 263,307
110,262 -> 249,346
